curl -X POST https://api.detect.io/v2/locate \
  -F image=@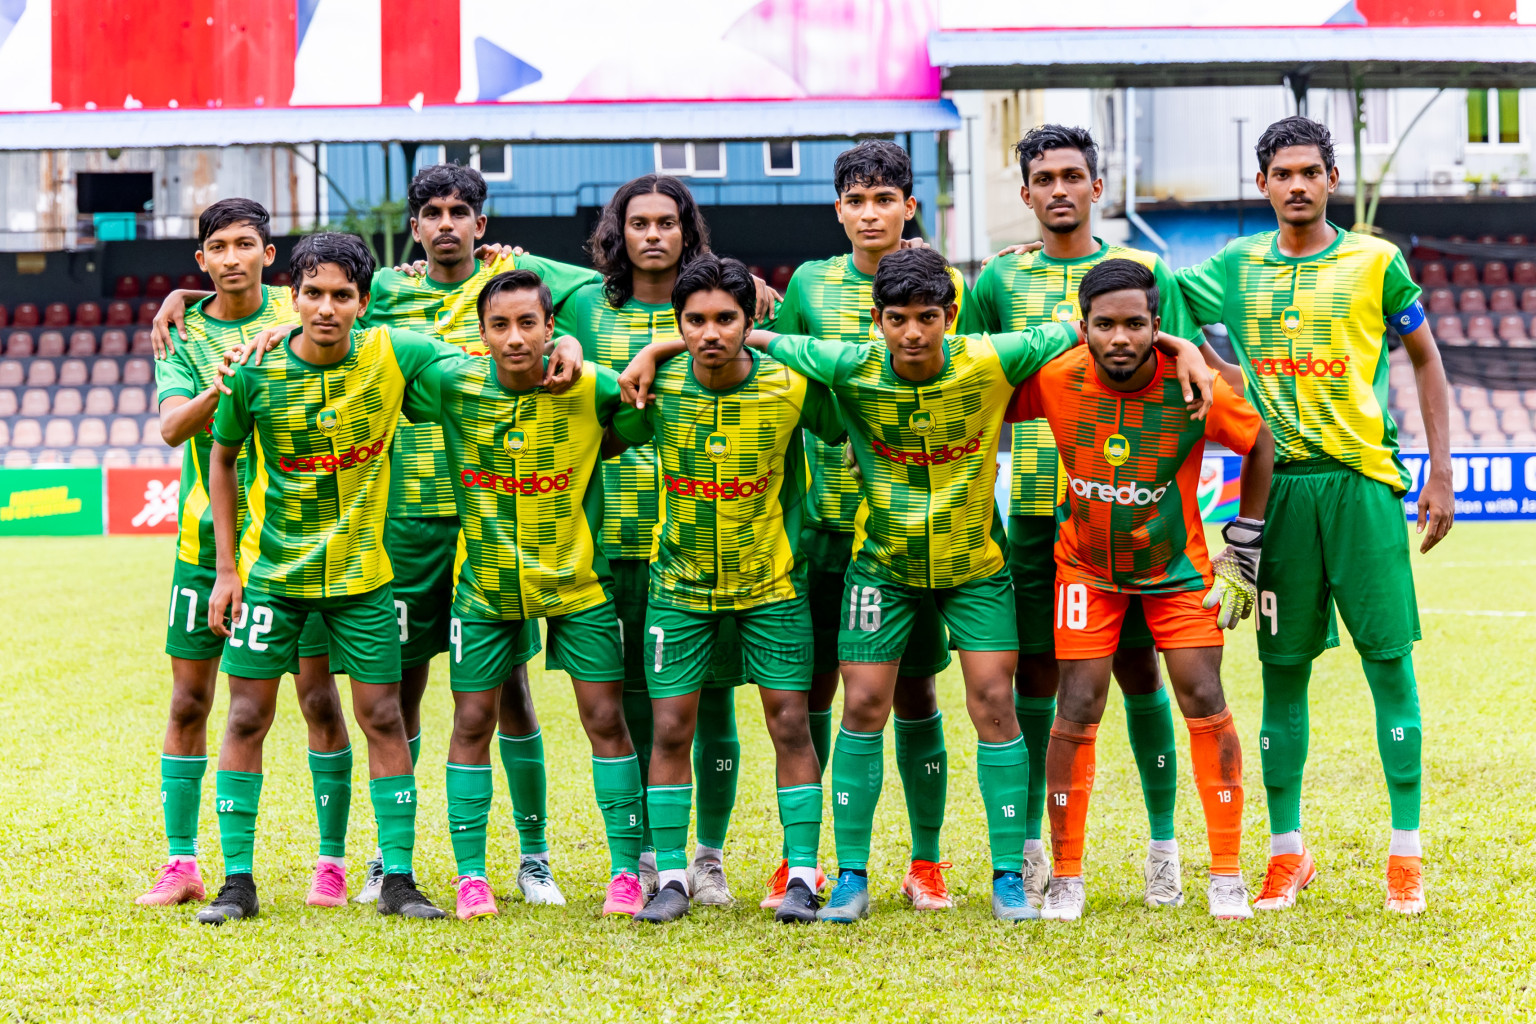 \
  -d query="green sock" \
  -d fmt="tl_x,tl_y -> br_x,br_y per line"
214,770 -> 262,876
830,727 -> 884,872
808,709 -> 834,778
592,754 -> 644,876
1362,655 -> 1423,830
368,775 -> 418,876
777,784 -> 823,869
893,712 -> 947,863
1260,661 -> 1312,835
1122,688 -> 1178,841
446,762 -> 494,878
307,746 -> 352,859
976,735 -> 1029,873
646,783 -> 693,873
622,686 -> 655,853
161,754 -> 207,858
692,687 -> 740,850
406,732 -> 422,769
497,730 -> 549,856
1013,694 -> 1054,841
